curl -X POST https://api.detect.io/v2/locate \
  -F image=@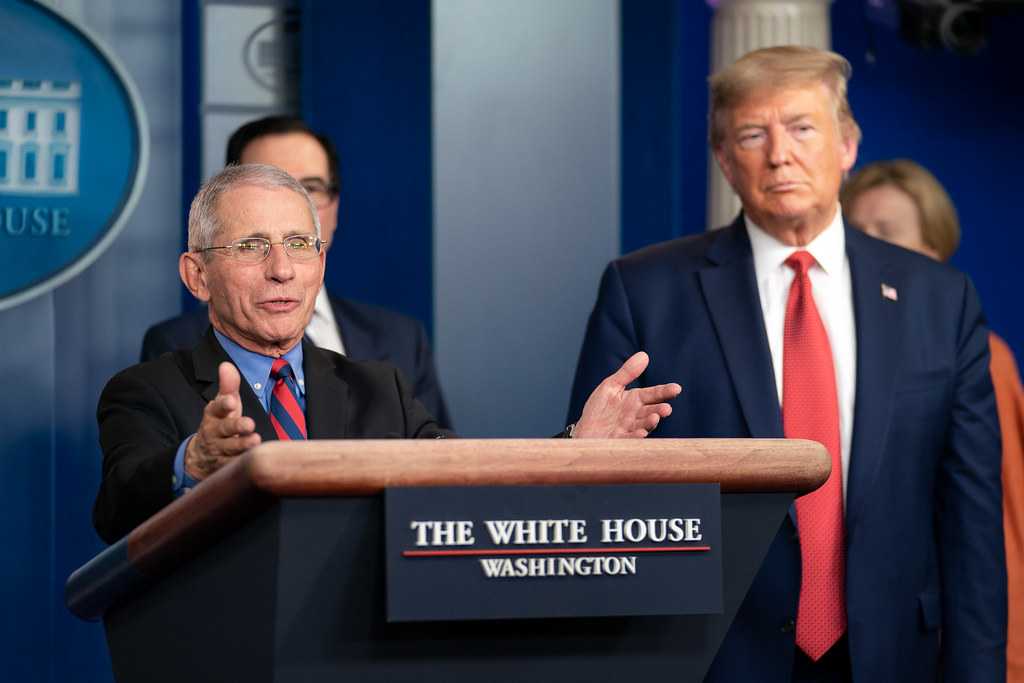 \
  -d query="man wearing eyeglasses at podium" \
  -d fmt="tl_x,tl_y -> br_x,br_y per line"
140,116 -> 454,429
